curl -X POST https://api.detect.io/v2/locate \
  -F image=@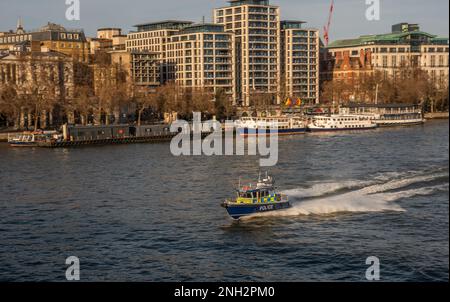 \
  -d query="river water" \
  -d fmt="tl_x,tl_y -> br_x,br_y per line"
0,120 -> 448,281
